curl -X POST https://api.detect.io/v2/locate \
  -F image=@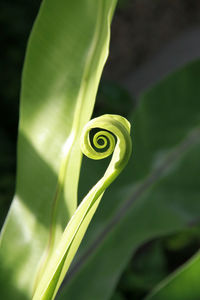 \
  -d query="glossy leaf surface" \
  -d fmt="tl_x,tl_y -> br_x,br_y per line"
58,60 -> 200,300
0,1 -> 117,299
